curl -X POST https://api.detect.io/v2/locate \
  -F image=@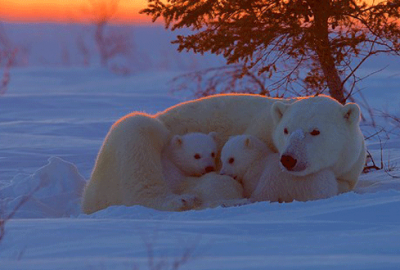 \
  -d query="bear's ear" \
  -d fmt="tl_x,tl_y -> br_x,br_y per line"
208,131 -> 218,141
342,103 -> 360,125
244,137 -> 252,149
172,135 -> 183,146
271,101 -> 289,124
